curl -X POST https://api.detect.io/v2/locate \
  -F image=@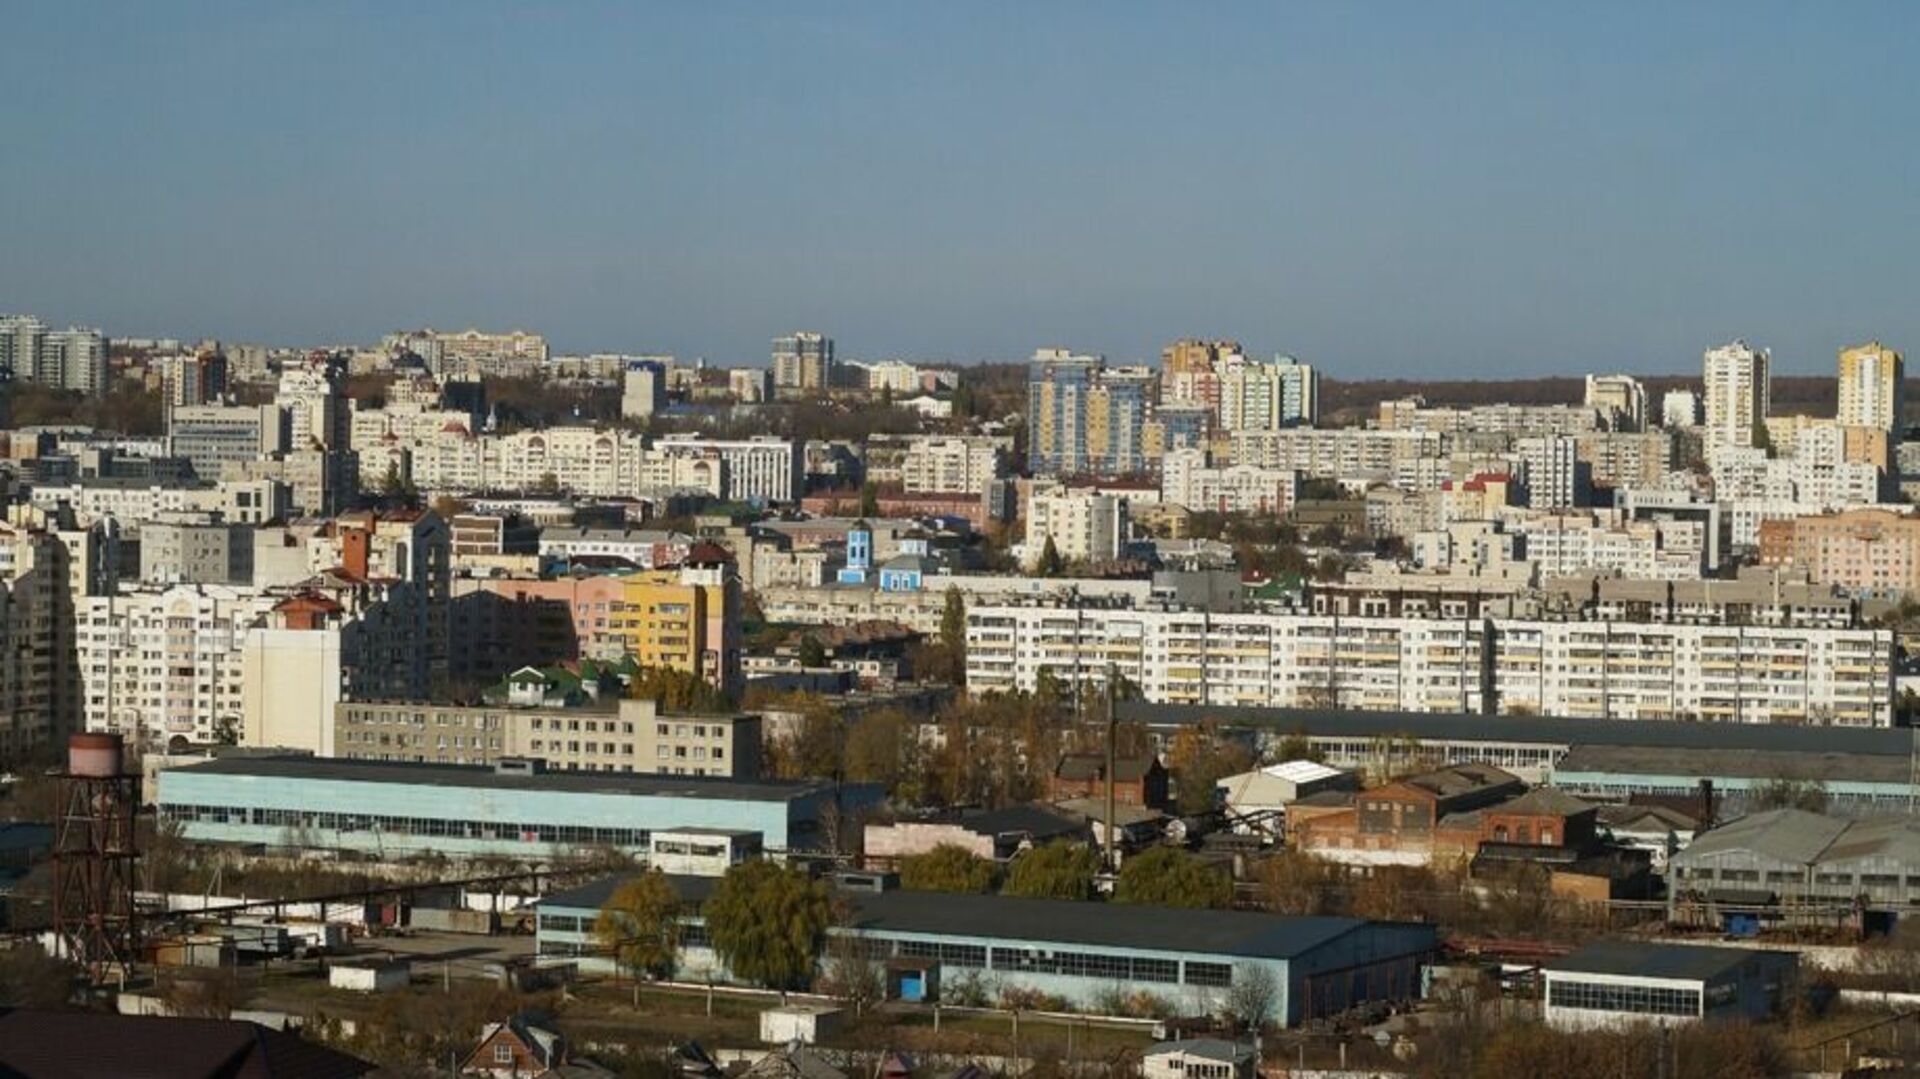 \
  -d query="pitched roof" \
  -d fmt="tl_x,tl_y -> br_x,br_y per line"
1393,763 -> 1519,799
1147,1038 -> 1257,1063
1055,752 -> 1161,783
1492,788 -> 1597,818
0,1009 -> 374,1078
1675,808 -> 1851,868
